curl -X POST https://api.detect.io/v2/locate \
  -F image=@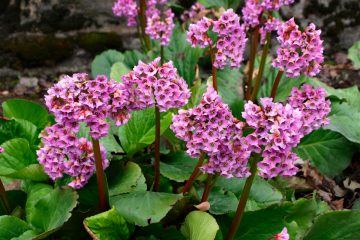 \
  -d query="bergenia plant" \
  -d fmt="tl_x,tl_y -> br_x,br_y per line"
1,1 -> 359,240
